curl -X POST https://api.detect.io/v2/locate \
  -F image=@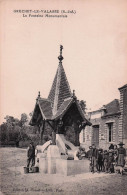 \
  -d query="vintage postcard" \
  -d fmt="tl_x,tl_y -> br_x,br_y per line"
0,0 -> 127,194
